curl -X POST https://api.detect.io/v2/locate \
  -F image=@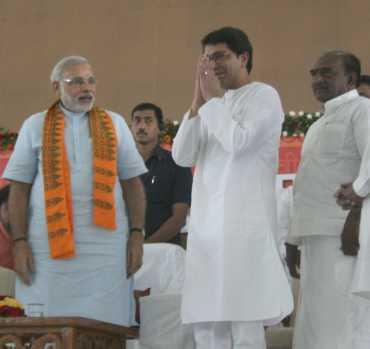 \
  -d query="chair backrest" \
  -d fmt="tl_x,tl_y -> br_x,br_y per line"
0,266 -> 15,297
134,243 -> 186,295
